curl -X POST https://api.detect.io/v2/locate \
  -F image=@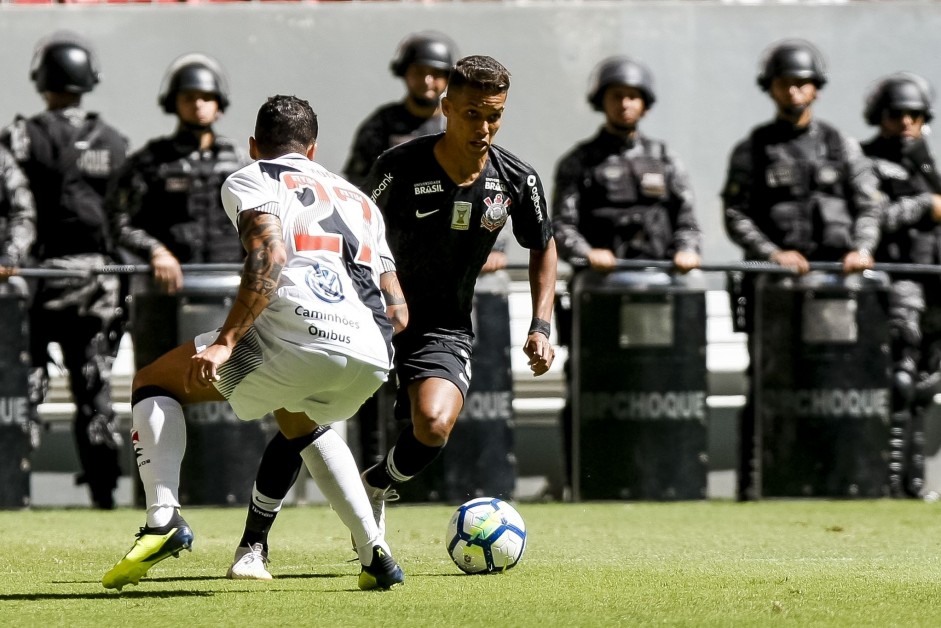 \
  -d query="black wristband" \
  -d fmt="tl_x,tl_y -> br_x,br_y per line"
528,317 -> 551,339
